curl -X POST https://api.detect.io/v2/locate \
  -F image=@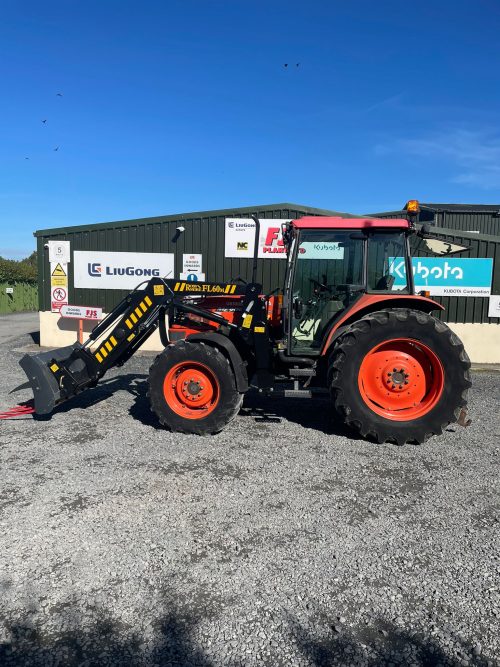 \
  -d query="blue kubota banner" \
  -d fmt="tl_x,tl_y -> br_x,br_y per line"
389,257 -> 493,297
